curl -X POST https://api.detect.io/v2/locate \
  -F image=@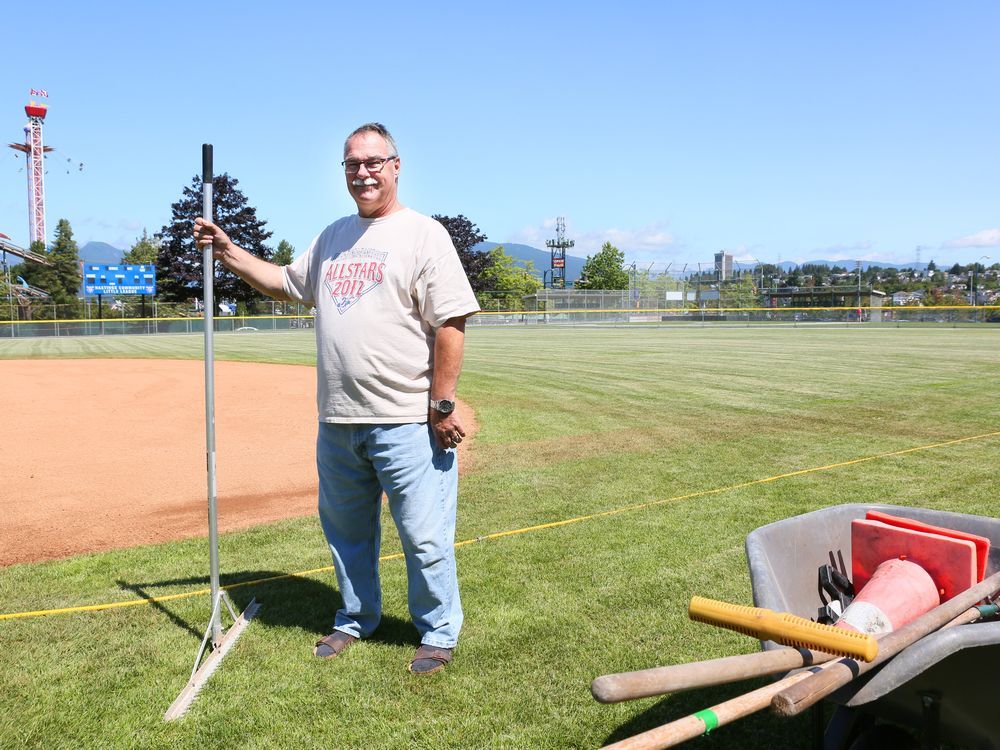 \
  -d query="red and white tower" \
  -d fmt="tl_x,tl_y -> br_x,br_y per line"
8,91 -> 54,246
